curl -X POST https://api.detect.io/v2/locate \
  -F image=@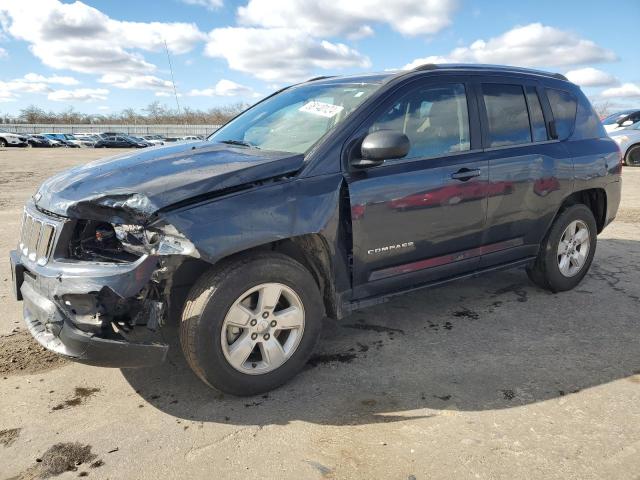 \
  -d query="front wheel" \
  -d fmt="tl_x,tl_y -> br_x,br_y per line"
180,253 -> 323,396
526,204 -> 597,292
